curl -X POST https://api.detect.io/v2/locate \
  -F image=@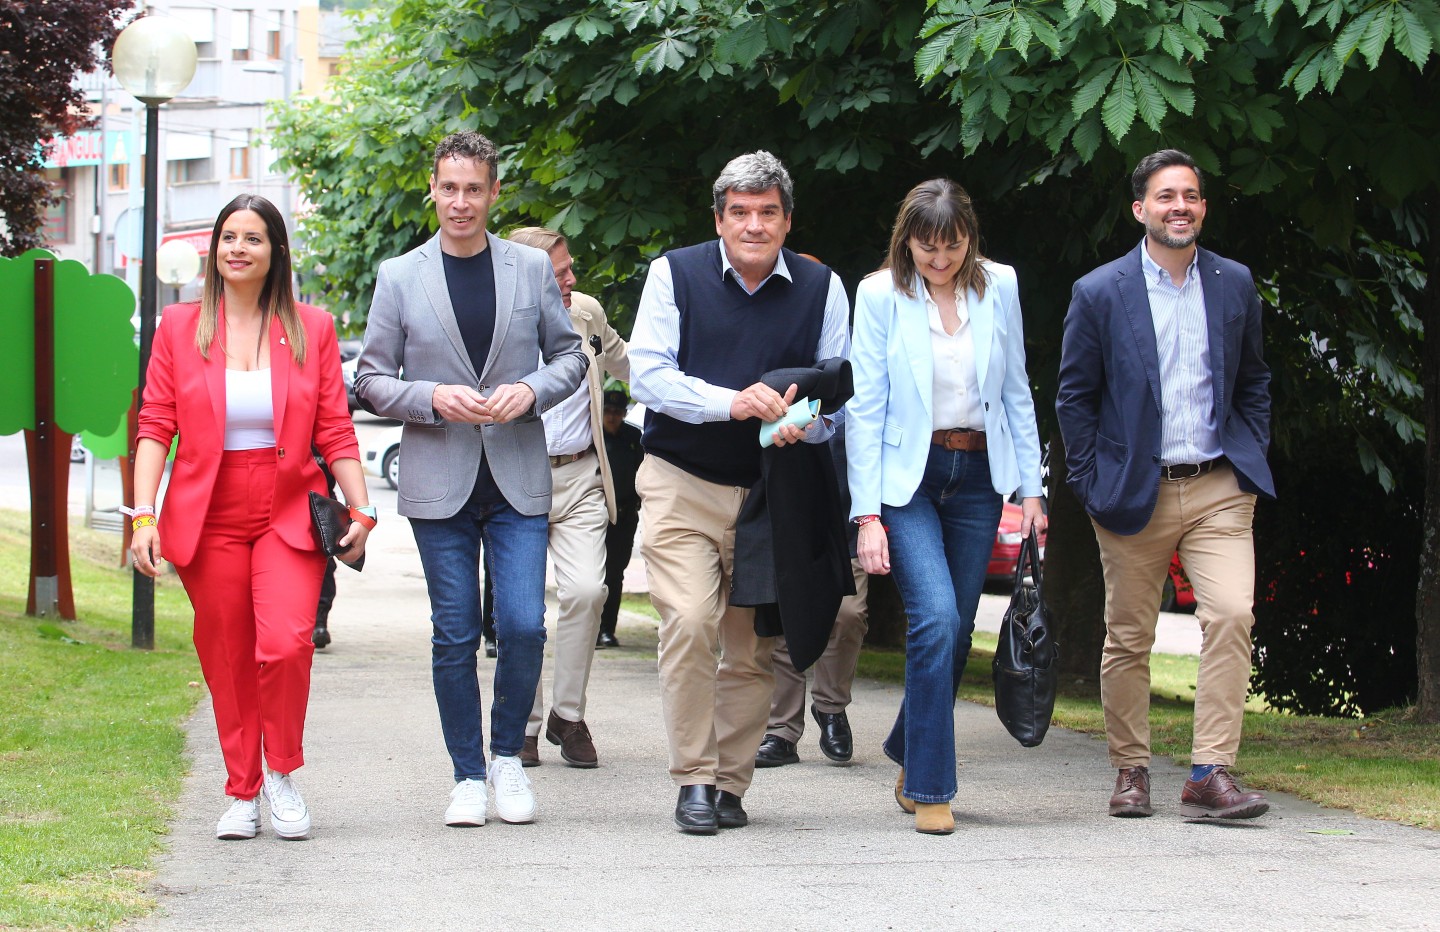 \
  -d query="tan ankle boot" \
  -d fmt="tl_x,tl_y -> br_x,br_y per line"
915,803 -> 955,835
894,769 -> 916,814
